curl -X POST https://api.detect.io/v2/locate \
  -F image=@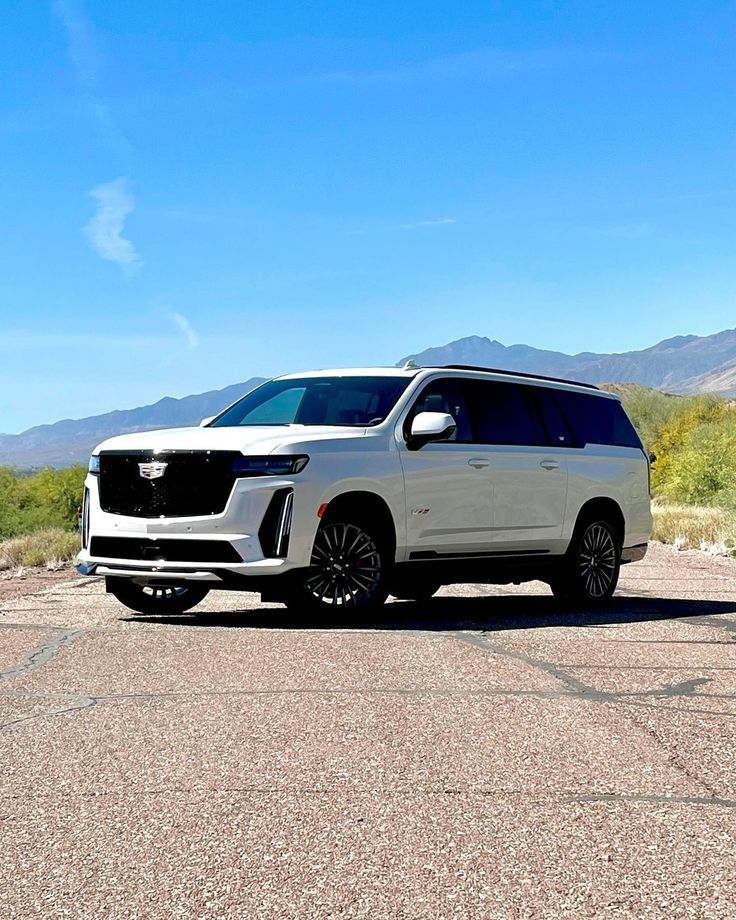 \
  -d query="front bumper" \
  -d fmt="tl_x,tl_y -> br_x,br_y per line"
79,468 -> 323,585
76,558 -> 304,590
